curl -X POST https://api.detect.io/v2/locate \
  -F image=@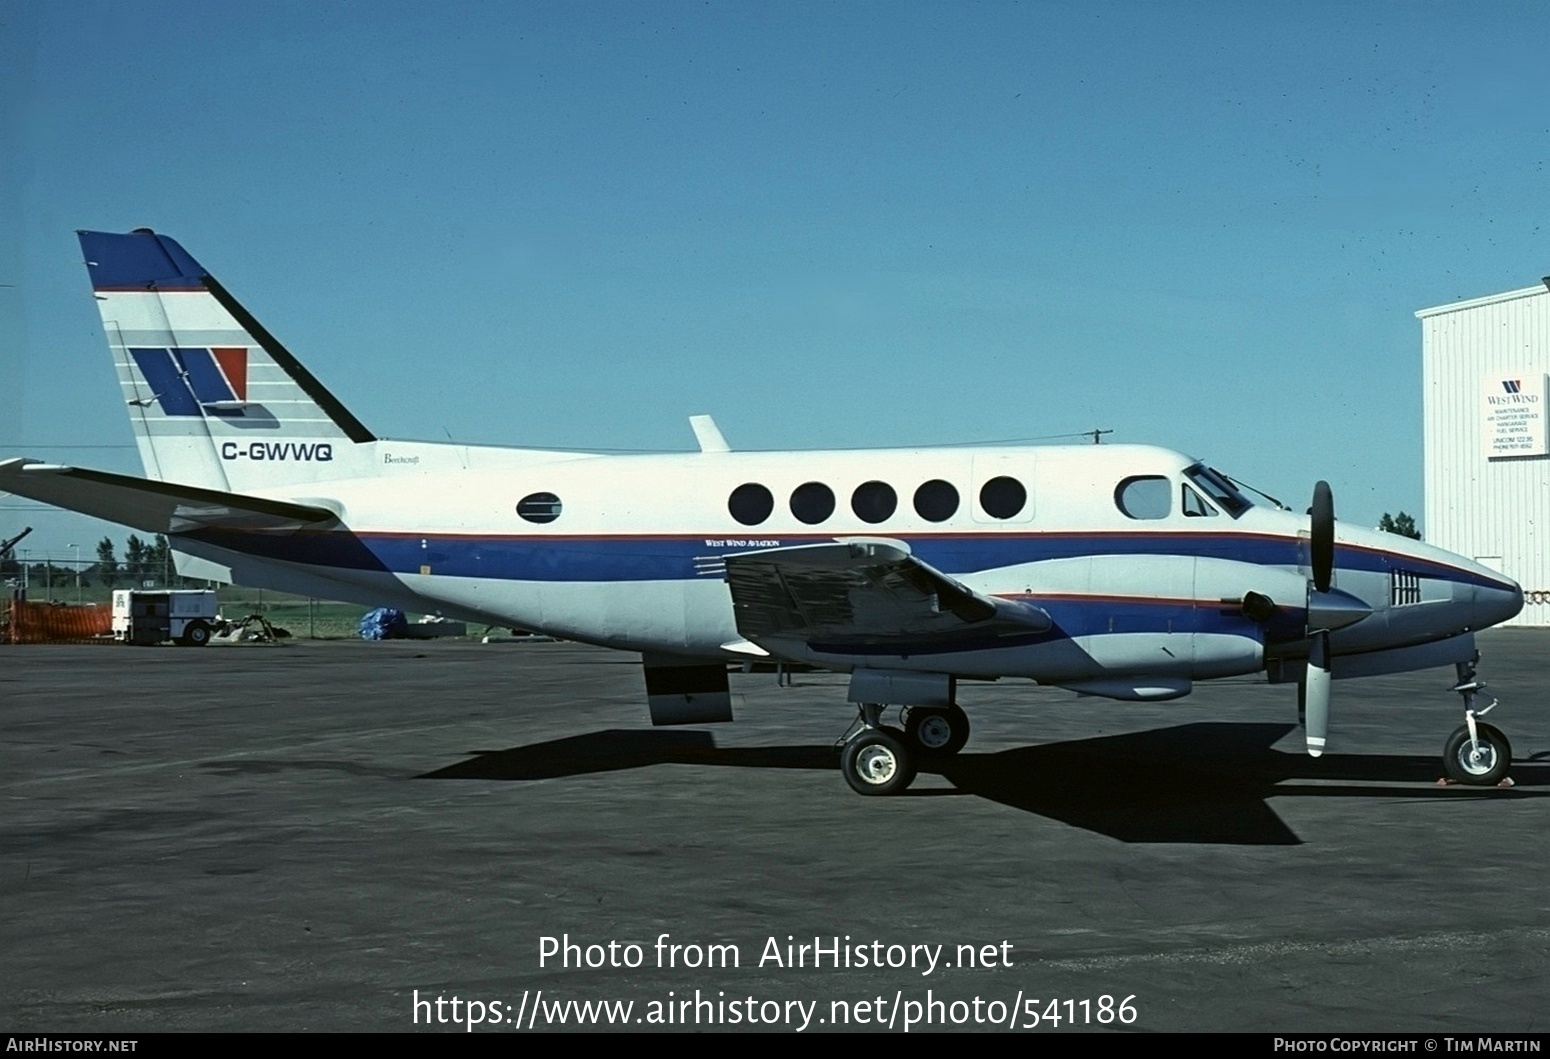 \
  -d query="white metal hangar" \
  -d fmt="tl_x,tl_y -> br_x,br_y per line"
1417,279 -> 1550,628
